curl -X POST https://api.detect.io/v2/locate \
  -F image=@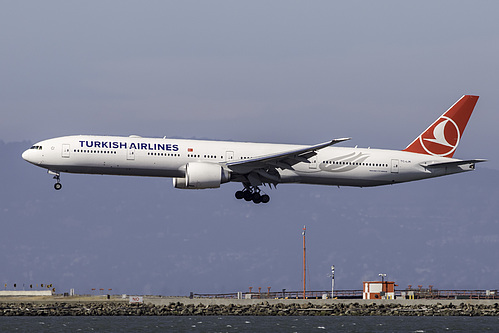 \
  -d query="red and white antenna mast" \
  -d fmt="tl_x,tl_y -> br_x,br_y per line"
302,225 -> 306,299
